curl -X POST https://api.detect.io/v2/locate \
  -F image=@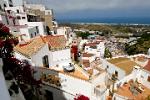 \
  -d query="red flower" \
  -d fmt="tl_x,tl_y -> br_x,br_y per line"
1,26 -> 10,33
0,39 -> 4,48
74,95 -> 89,100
